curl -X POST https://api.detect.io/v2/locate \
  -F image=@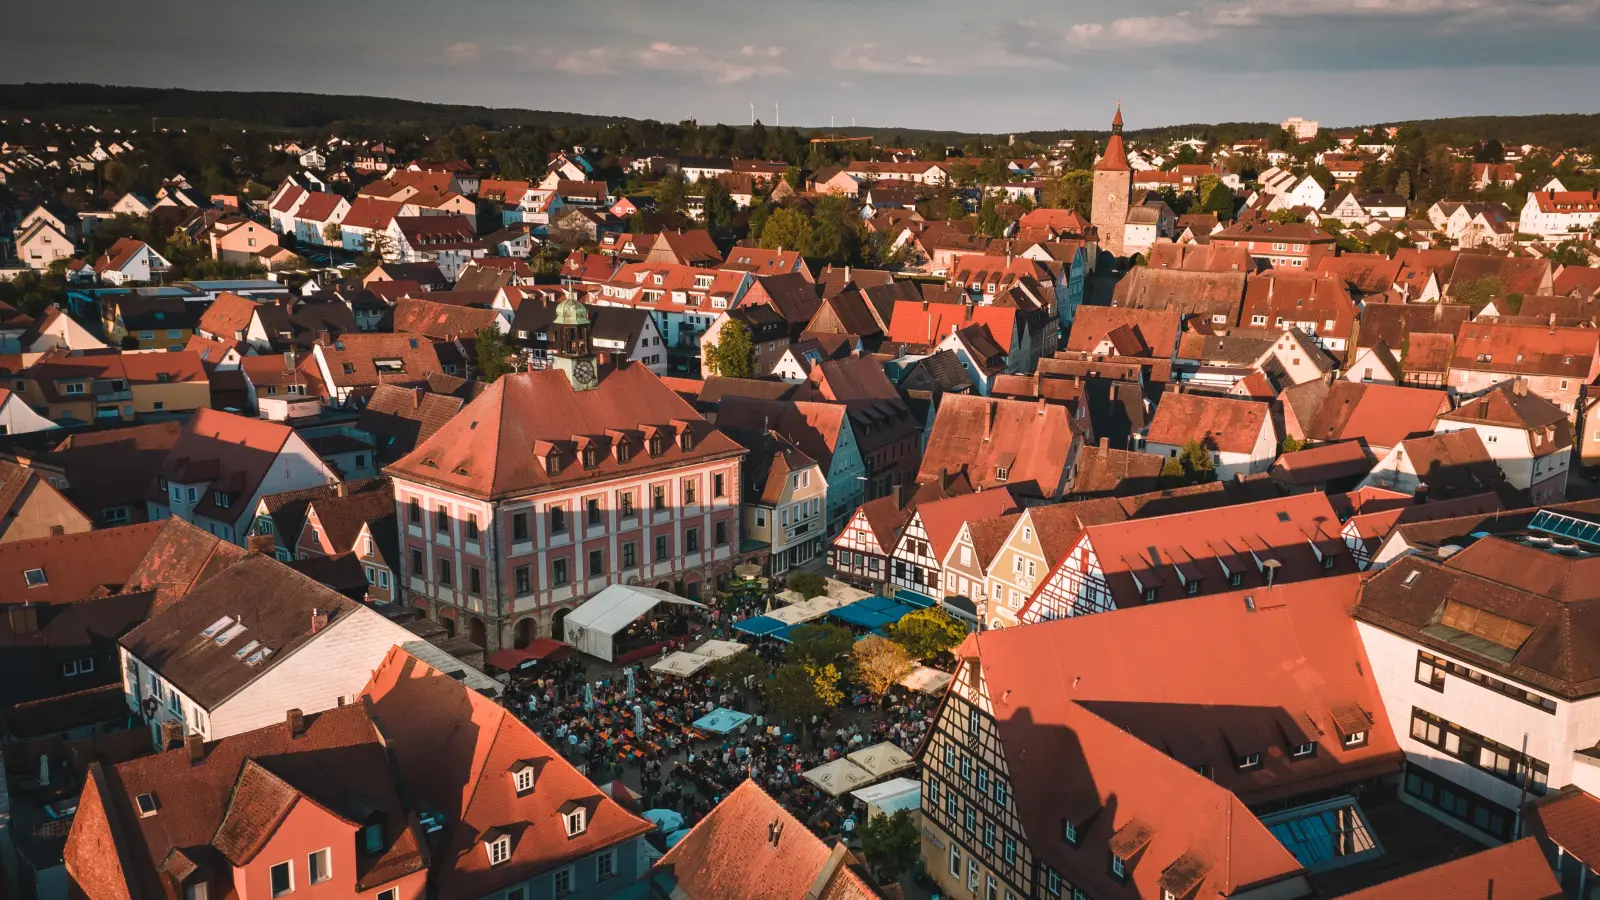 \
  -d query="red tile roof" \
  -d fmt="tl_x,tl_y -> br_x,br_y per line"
51,420 -> 183,519
1337,839 -> 1560,900
1451,320 -> 1600,378
64,703 -> 425,900
93,237 -> 151,275
1303,381 -> 1451,451
317,332 -> 444,389
909,488 -> 1018,564
884,300 -> 1019,351
1144,391 -> 1270,455
151,408 -> 306,520
364,647 -> 653,900
292,191 -> 345,223
653,780 -> 883,900
1066,306 -> 1180,359
1527,786 -> 1600,867
198,292 -> 259,339
385,363 -> 743,501
341,196 -> 405,231
392,296 -> 501,340
917,394 -> 1081,498
0,521 -> 163,605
